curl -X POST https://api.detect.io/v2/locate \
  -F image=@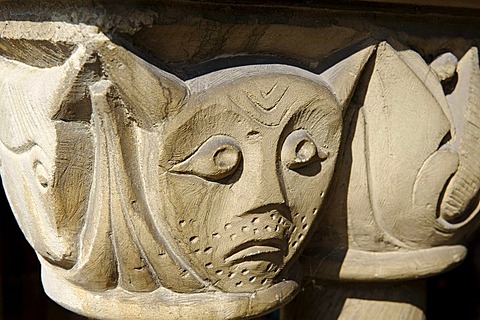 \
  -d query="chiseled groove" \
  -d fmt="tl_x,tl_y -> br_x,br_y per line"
361,106 -> 412,250
441,53 -> 480,222
0,138 -> 35,154
92,80 -> 211,290
91,81 -> 160,290
68,90 -> 118,290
